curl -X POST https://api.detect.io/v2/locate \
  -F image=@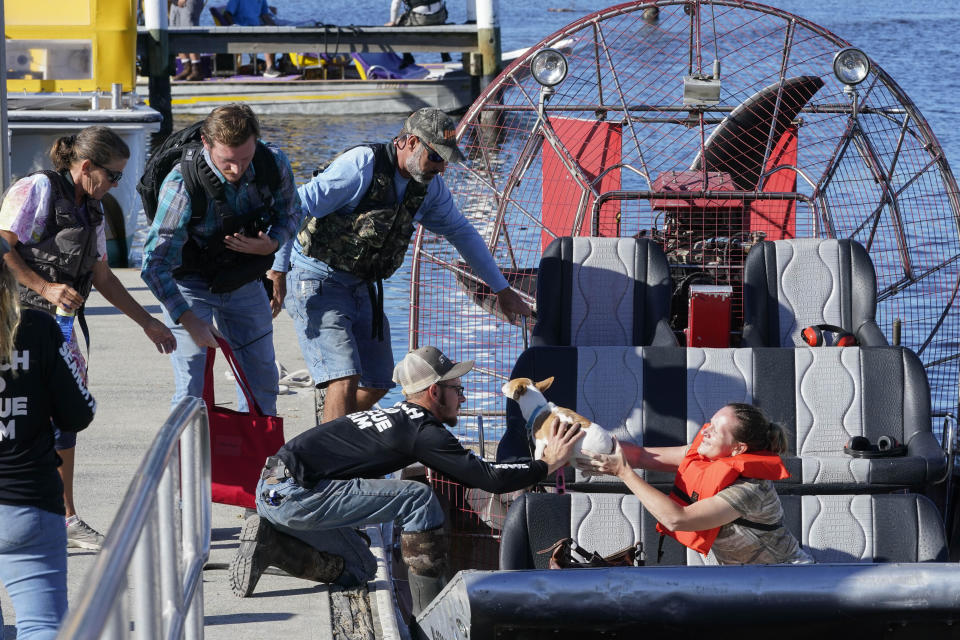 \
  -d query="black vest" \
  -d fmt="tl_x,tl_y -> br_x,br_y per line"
172,145 -> 280,293
15,170 -> 102,314
296,143 -> 428,282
